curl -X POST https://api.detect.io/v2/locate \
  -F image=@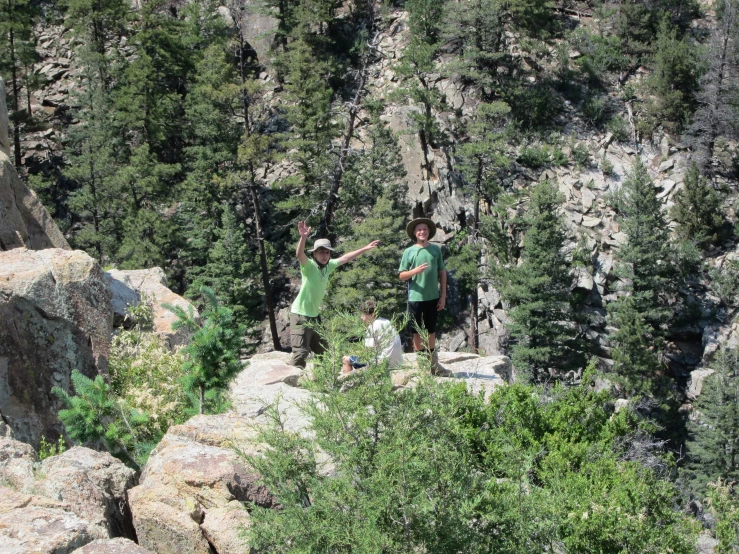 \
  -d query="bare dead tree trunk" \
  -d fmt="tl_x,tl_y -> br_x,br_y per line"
319,29 -> 379,238
470,158 -> 483,353
232,12 -> 282,351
